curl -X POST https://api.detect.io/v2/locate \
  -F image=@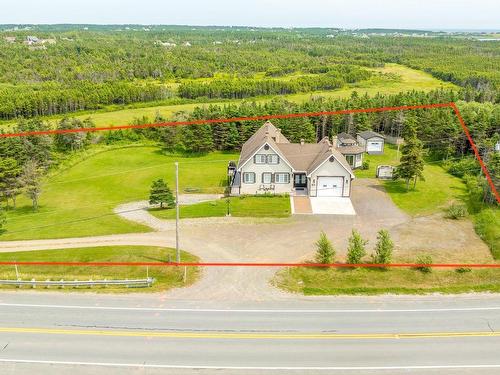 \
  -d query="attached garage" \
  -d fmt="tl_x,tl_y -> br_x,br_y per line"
317,176 -> 344,197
